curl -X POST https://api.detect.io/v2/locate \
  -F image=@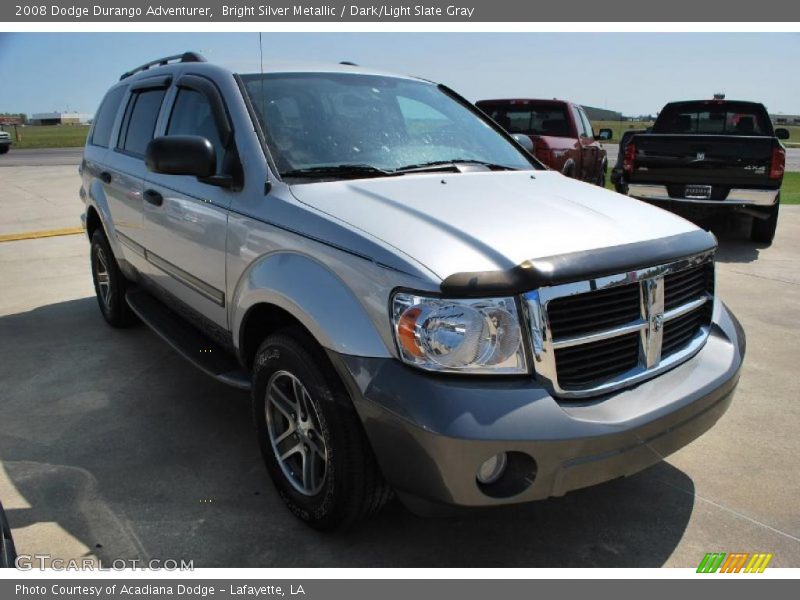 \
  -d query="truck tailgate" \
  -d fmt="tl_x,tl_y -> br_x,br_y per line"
629,134 -> 778,188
